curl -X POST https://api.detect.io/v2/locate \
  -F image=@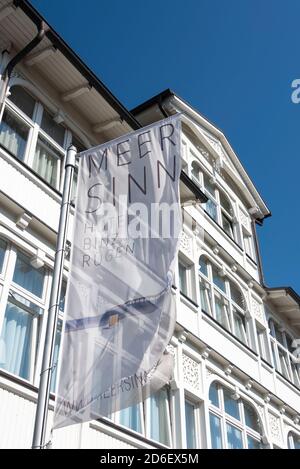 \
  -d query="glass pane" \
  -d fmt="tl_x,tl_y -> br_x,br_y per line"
0,300 -> 33,379
150,388 -> 170,446
200,283 -> 211,315
247,435 -> 262,449
120,404 -> 142,433
9,86 -> 35,118
203,172 -> 215,196
191,163 -> 200,182
199,256 -> 208,277
214,295 -> 229,330
59,281 -> 67,313
244,402 -> 259,431
219,191 -> 232,214
222,213 -> 234,238
13,251 -> 45,298
33,136 -> 60,188
273,322 -> 284,345
185,401 -> 196,448
212,267 -> 226,292
0,109 -> 29,160
0,238 -> 7,272
279,350 -> 290,379
209,413 -> 222,449
230,283 -> 245,310
224,389 -> 240,420
179,262 -> 187,296
41,109 -> 65,146
209,382 -> 219,407
233,310 -> 247,343
50,319 -> 62,393
204,198 -> 218,221
226,423 -> 243,449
